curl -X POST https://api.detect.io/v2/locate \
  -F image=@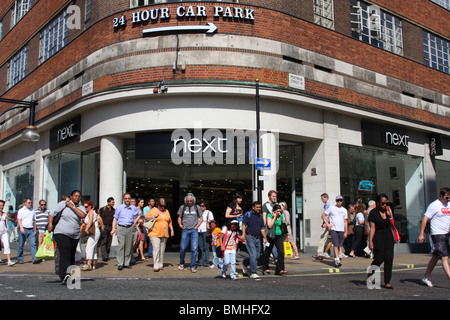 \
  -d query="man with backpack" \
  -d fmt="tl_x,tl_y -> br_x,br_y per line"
177,193 -> 203,273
